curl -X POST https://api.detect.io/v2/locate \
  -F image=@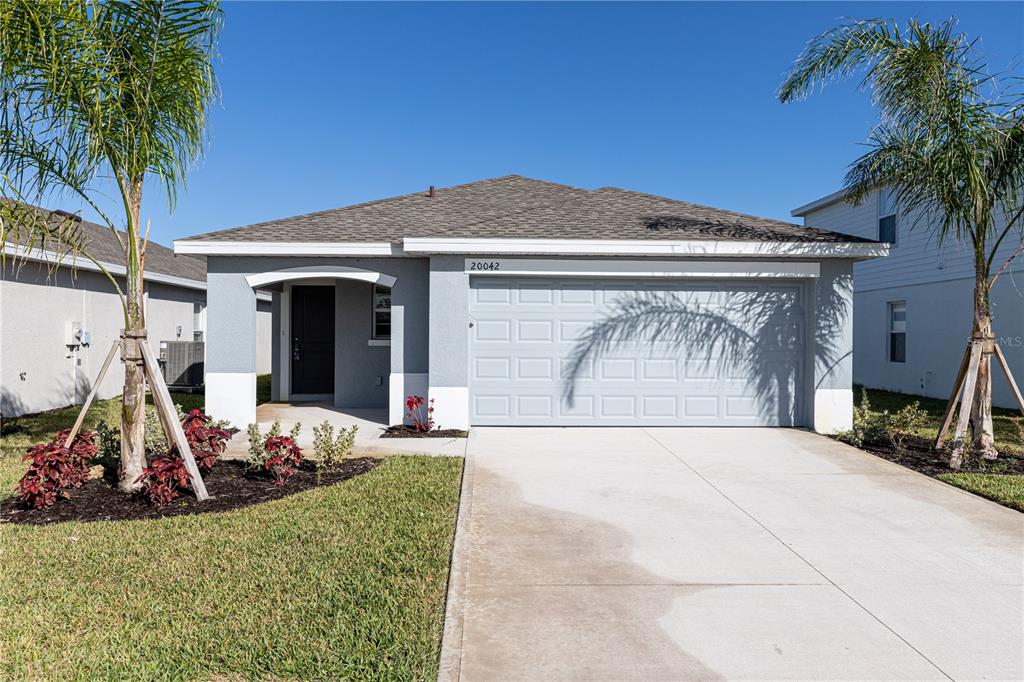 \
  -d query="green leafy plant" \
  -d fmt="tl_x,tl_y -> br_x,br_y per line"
246,422 -> 267,469
312,421 -> 358,480
836,389 -> 887,448
884,402 -> 929,458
